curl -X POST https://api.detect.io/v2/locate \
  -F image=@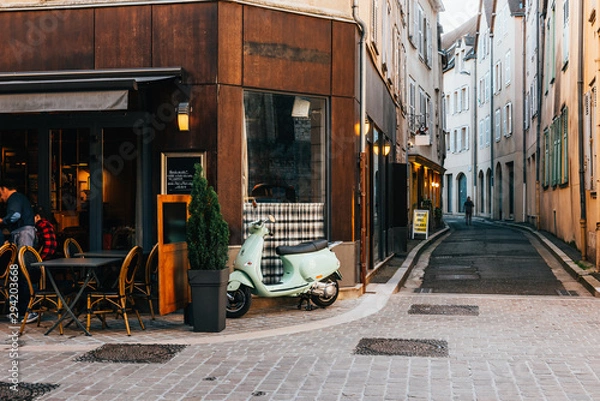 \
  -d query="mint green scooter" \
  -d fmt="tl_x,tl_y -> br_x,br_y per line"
226,215 -> 342,318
